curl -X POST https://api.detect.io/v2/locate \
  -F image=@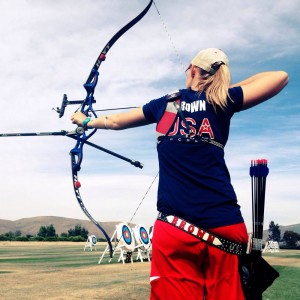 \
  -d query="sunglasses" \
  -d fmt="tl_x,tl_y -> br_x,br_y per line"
185,64 -> 192,72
